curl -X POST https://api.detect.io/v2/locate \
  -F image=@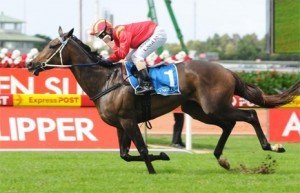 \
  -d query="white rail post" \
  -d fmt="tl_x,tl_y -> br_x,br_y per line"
185,113 -> 192,151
